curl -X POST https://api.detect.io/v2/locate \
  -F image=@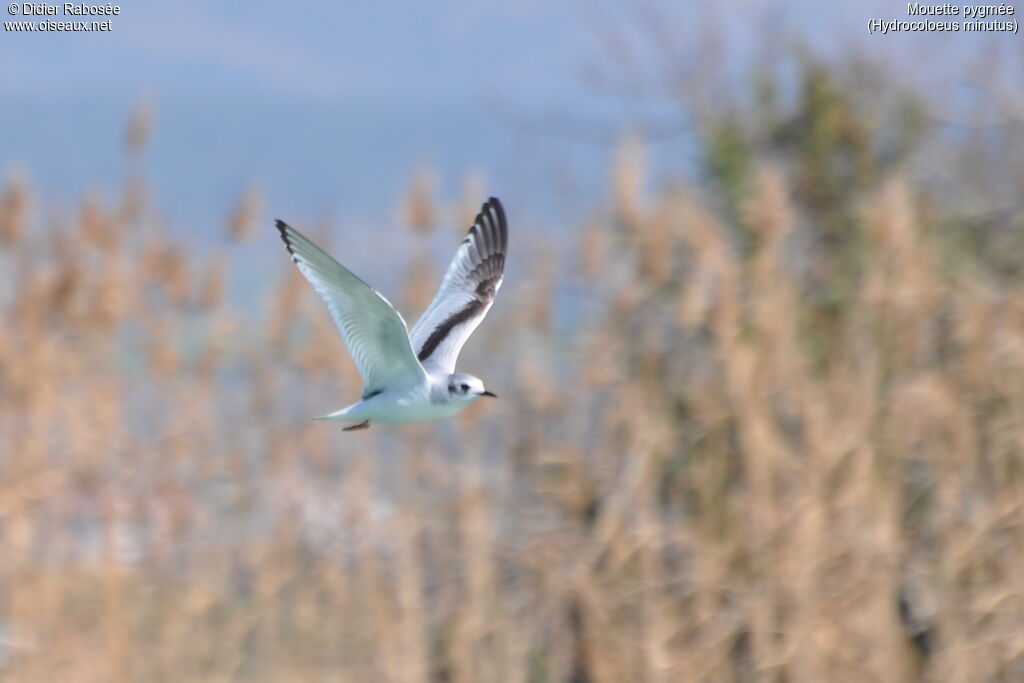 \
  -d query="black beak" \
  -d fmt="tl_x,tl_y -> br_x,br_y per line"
480,390 -> 497,398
